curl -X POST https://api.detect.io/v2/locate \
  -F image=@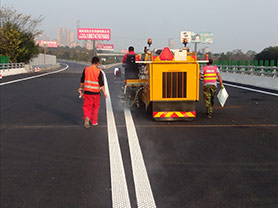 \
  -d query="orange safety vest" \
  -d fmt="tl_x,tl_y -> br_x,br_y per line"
84,65 -> 101,93
203,65 -> 217,84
